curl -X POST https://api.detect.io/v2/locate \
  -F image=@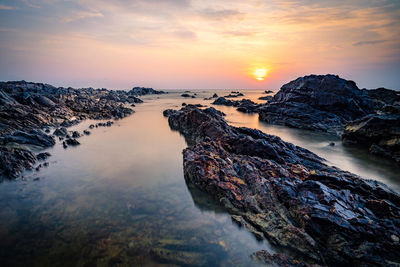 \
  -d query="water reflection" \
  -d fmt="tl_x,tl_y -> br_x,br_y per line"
0,89 -> 399,266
